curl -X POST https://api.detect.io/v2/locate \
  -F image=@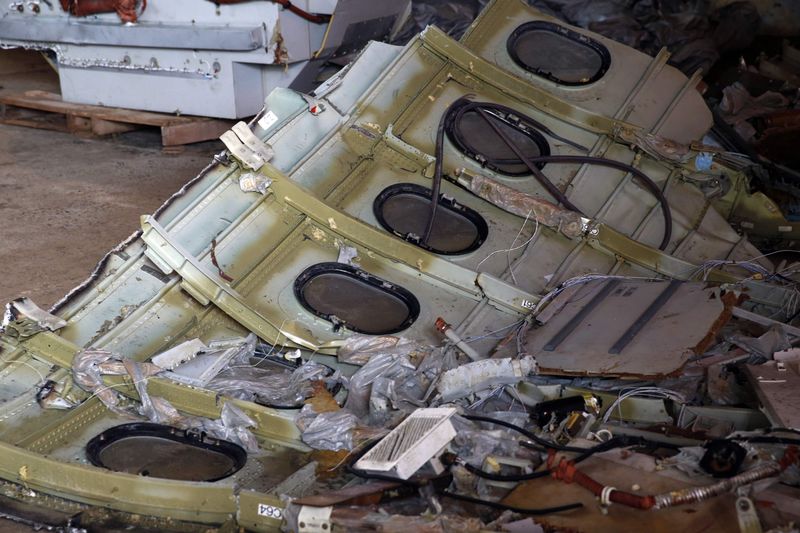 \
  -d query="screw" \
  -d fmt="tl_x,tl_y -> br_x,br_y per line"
738,499 -> 750,511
